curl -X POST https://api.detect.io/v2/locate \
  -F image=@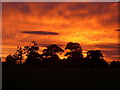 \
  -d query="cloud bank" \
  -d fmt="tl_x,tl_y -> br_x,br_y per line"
2,2 -> 119,61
